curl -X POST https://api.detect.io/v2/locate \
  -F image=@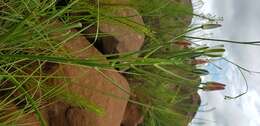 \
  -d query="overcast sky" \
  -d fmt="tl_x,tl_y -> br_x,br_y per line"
190,0 -> 260,126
